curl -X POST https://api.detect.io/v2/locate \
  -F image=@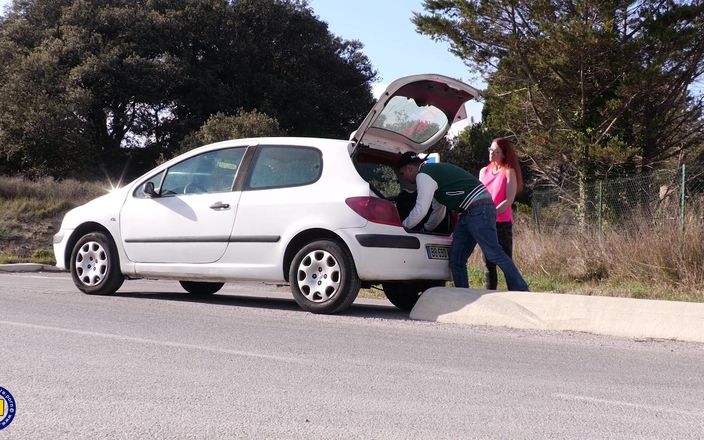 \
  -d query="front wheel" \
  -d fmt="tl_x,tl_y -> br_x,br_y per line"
70,232 -> 124,295
382,281 -> 445,311
289,240 -> 360,314
179,281 -> 224,295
